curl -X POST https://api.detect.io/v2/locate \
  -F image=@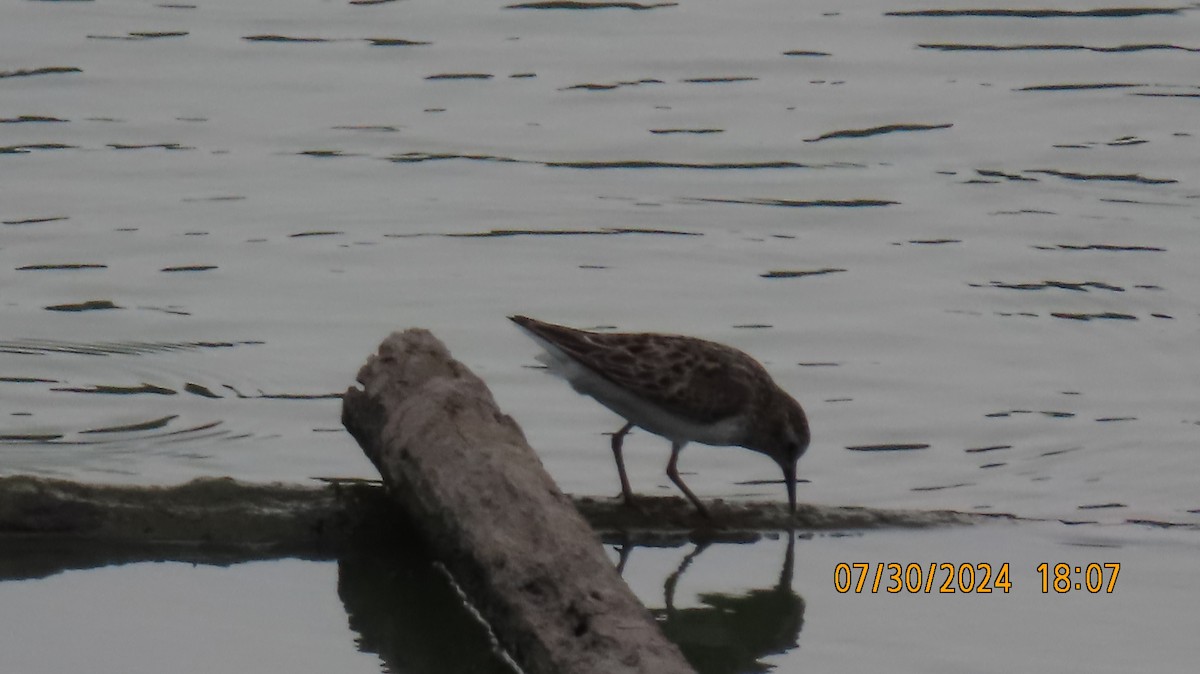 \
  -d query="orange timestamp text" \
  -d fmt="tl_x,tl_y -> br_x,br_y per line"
835,562 -> 1011,594
834,562 -> 1121,594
